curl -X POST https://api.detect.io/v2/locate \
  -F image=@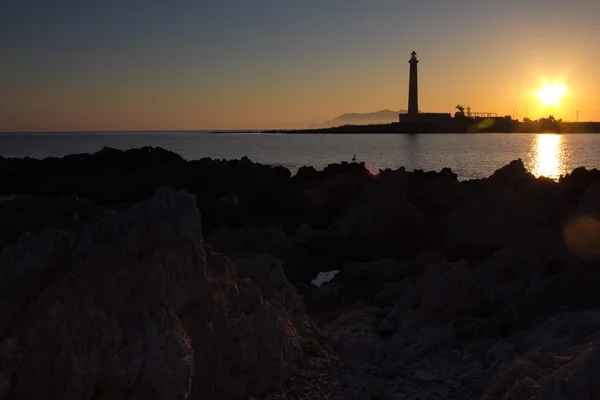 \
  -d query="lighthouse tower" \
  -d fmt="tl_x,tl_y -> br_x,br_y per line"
408,51 -> 419,117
